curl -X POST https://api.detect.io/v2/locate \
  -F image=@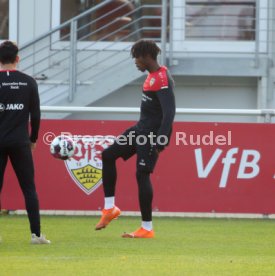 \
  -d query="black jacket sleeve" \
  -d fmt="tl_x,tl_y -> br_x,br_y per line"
29,78 -> 41,143
156,87 -> 176,151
